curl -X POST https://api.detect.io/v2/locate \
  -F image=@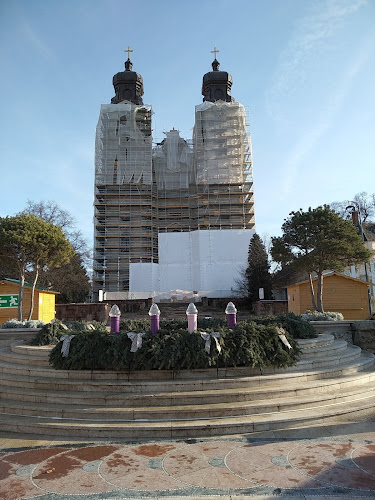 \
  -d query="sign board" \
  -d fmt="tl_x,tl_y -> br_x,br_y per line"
0,294 -> 19,308
259,288 -> 264,300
